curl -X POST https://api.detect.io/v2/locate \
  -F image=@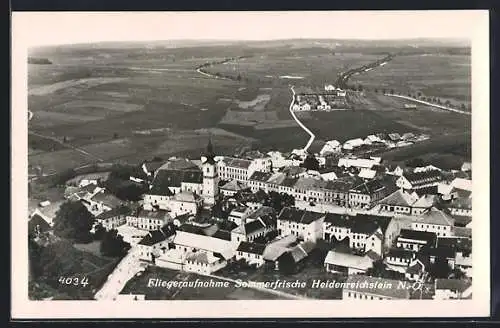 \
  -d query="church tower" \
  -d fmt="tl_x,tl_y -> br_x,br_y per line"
202,138 -> 219,207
